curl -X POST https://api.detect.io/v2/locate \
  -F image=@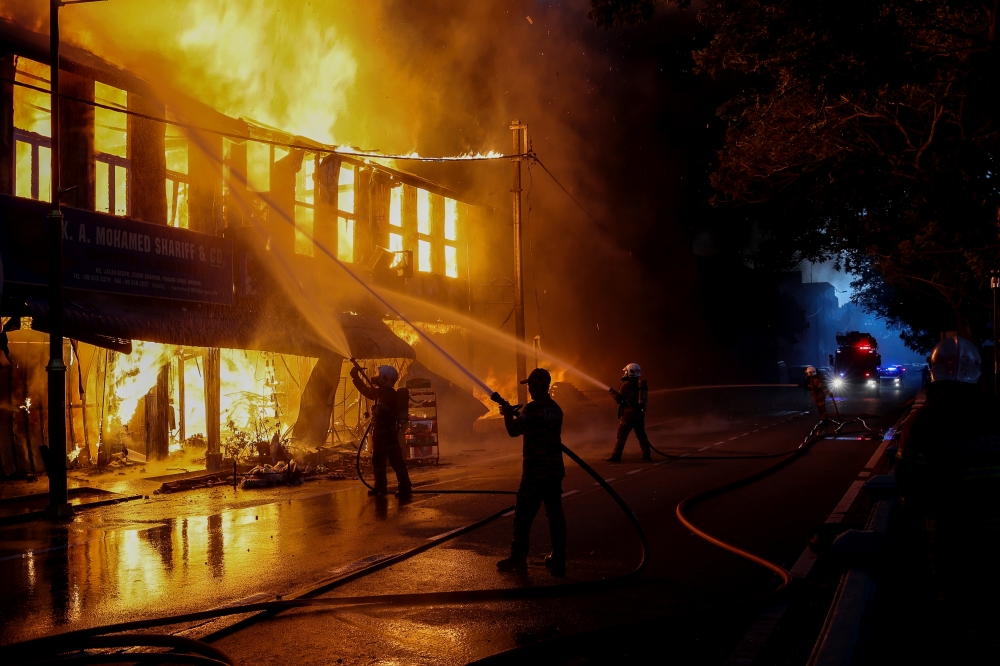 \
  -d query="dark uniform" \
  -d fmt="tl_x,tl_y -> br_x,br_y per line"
351,367 -> 412,495
609,377 -> 651,460
806,373 -> 830,419
896,380 -> 1000,600
498,368 -> 567,574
